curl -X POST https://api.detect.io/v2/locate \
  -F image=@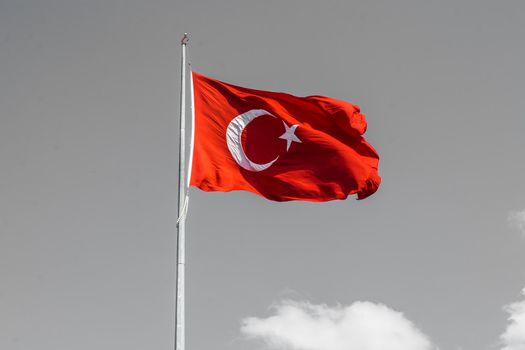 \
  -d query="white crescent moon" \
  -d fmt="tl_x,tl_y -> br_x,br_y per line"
226,109 -> 279,172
